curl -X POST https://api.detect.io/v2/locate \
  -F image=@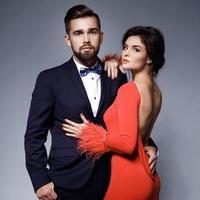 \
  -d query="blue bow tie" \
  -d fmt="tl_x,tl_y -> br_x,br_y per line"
80,64 -> 102,77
